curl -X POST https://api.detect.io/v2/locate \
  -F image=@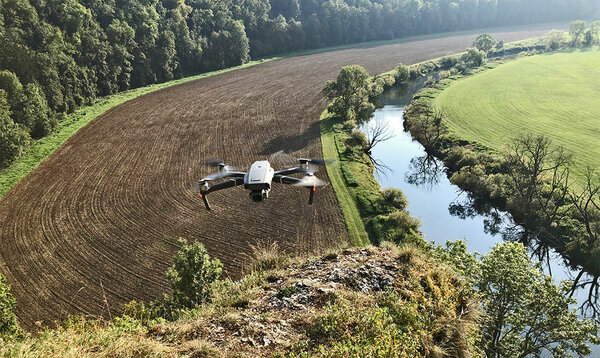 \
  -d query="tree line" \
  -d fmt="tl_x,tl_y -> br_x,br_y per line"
0,0 -> 597,168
